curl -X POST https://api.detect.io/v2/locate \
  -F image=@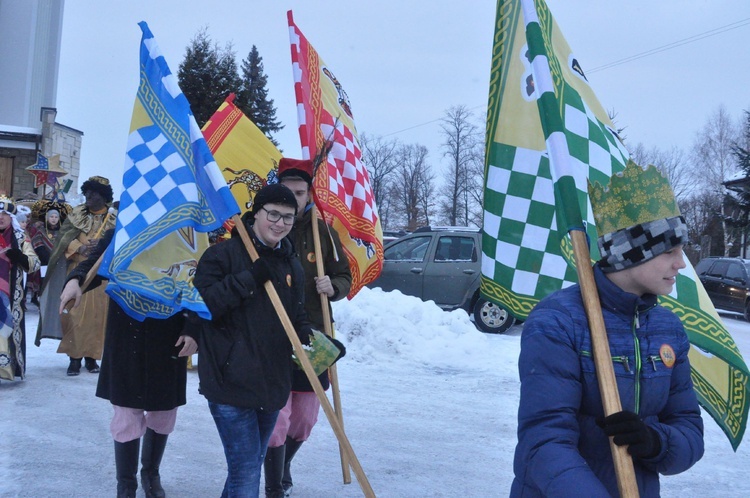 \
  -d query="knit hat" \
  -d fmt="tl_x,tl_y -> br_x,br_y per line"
81,176 -> 114,204
250,183 -> 298,216
277,158 -> 314,186
588,162 -> 688,273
